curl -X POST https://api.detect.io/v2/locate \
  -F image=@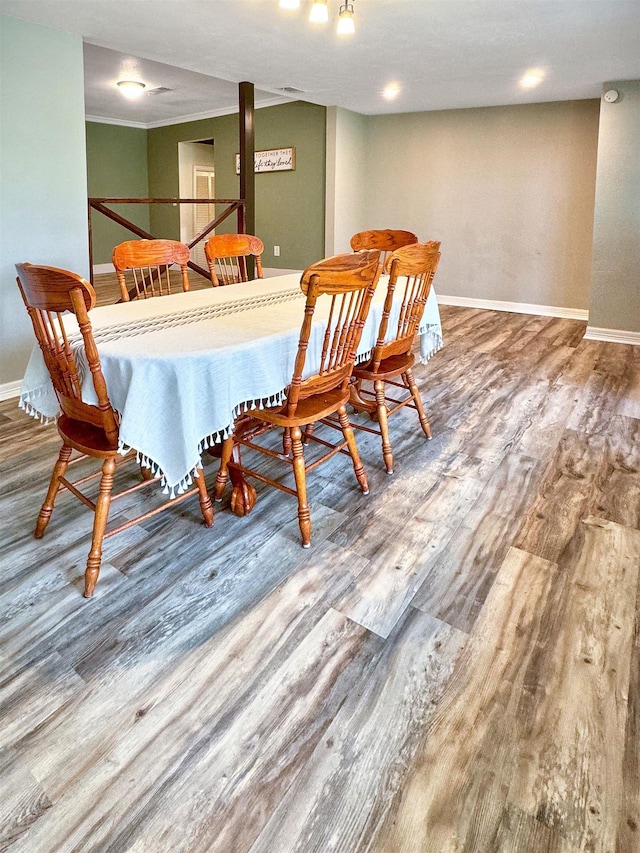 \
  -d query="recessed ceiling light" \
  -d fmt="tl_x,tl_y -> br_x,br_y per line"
520,69 -> 544,89
383,83 -> 401,100
117,80 -> 146,99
